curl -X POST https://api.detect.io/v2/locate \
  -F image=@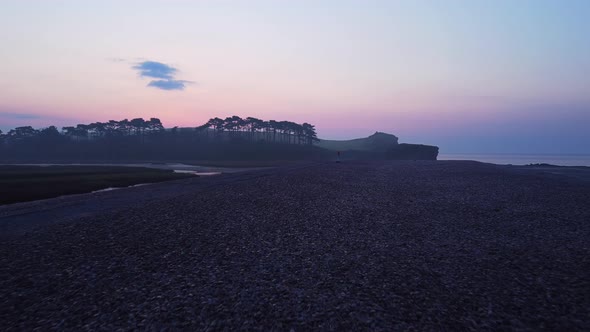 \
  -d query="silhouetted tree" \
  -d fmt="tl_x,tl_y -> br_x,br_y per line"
7,126 -> 39,141
148,118 -> 164,132
210,117 -> 224,137
39,126 -> 60,137
303,123 -> 319,144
